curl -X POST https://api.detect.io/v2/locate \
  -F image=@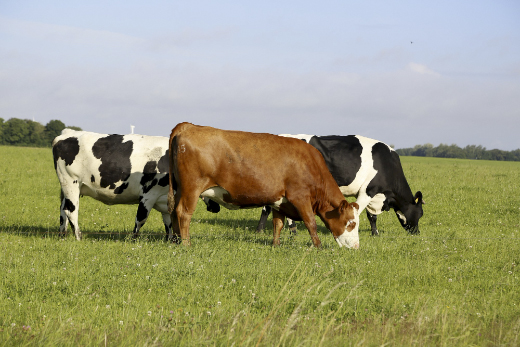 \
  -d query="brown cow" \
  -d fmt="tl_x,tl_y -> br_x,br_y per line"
167,122 -> 360,248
